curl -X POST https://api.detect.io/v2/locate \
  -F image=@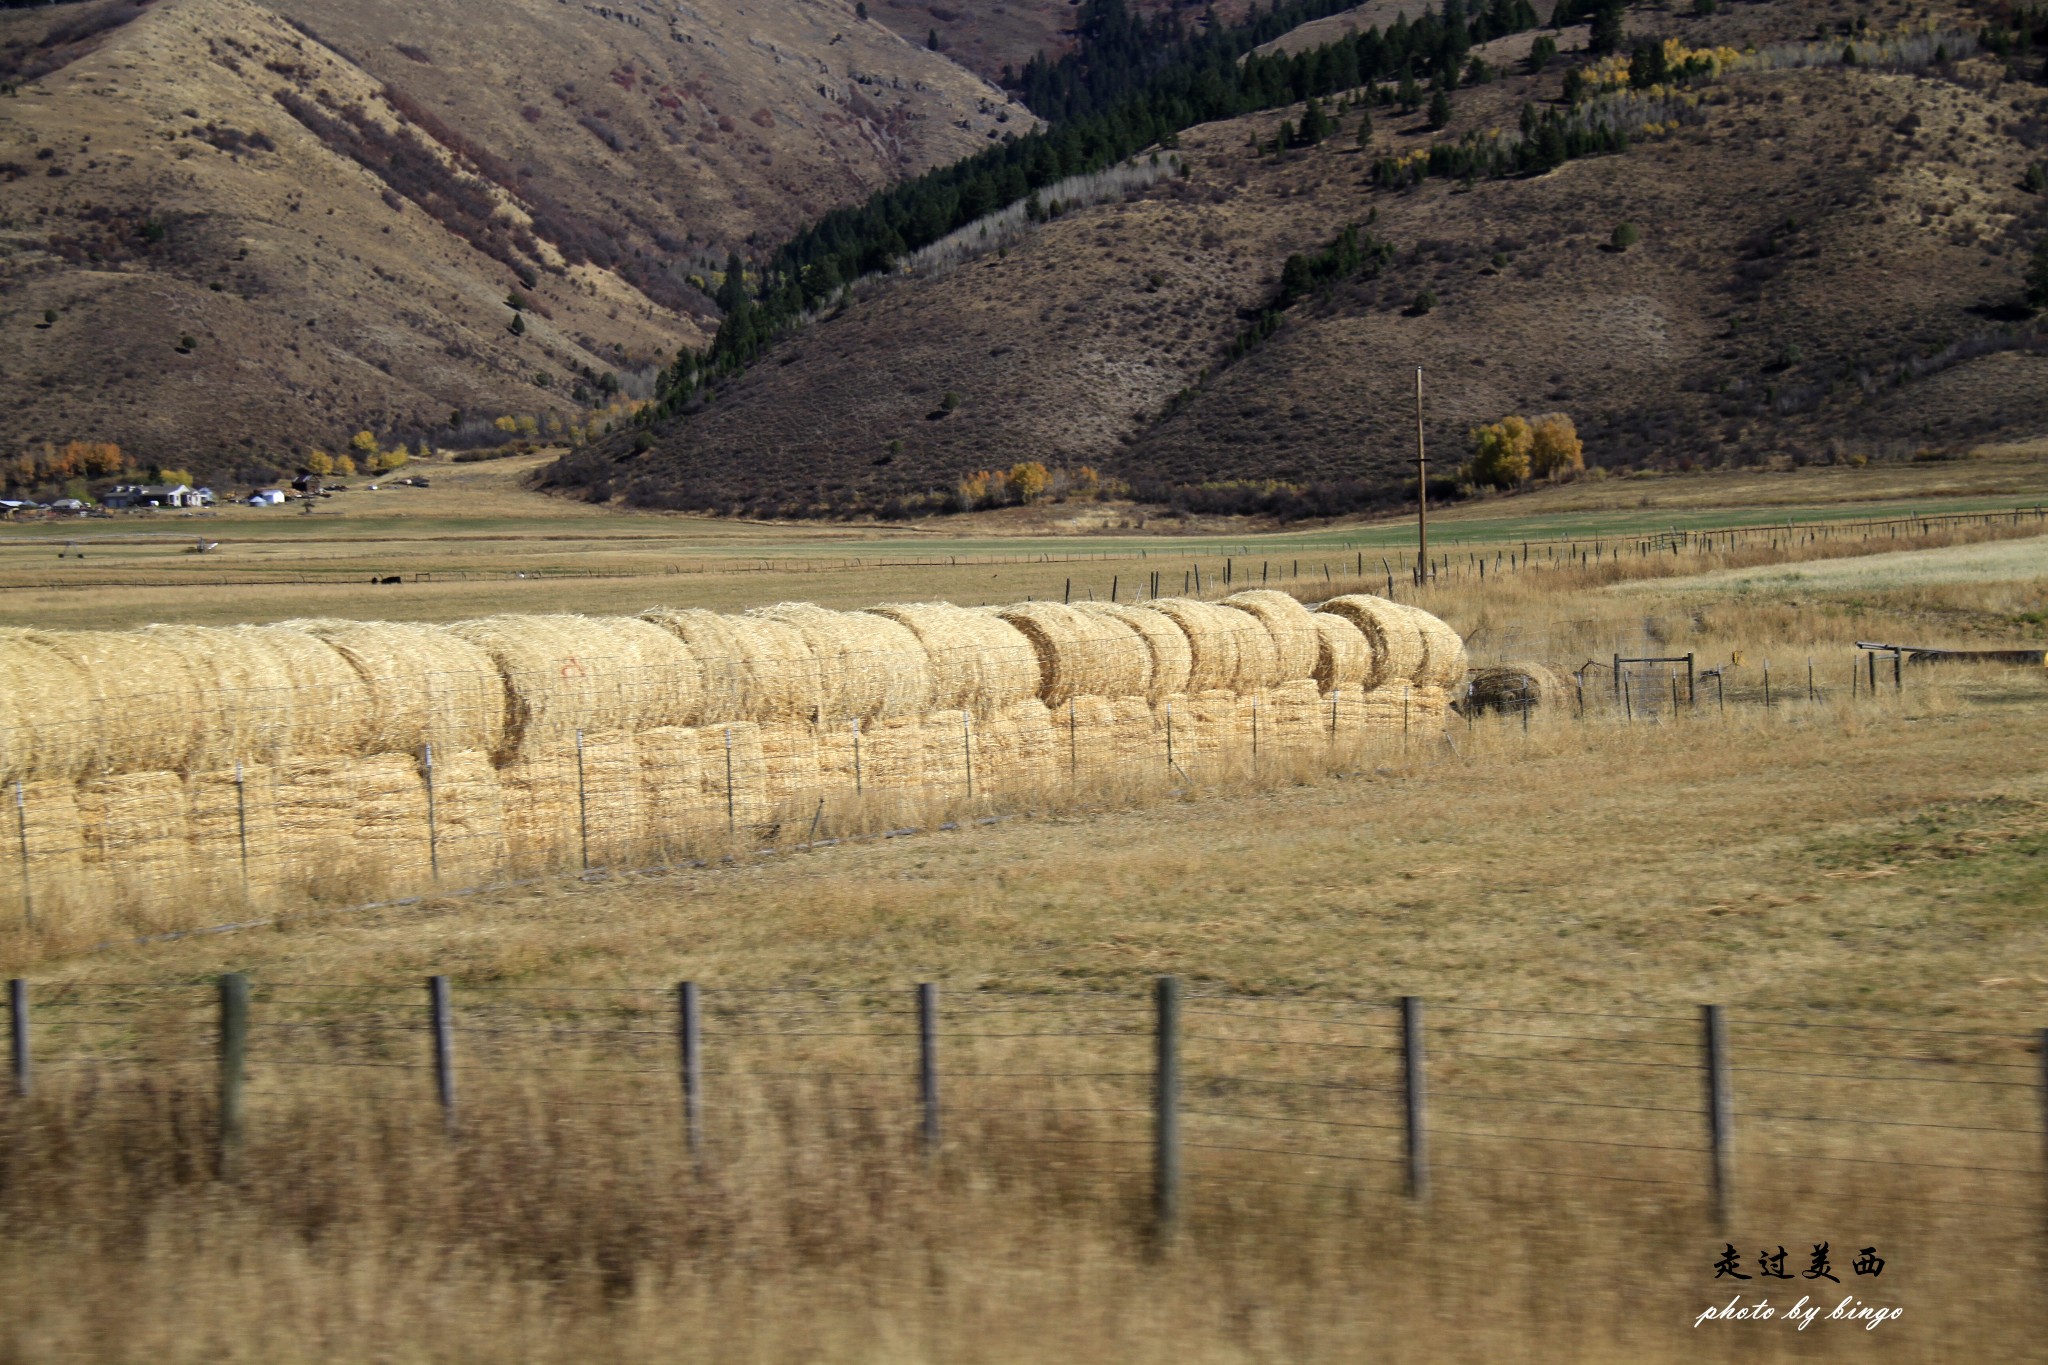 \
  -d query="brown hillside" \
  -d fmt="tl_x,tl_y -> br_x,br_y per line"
0,0 -> 1026,473
587,0 -> 2048,516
